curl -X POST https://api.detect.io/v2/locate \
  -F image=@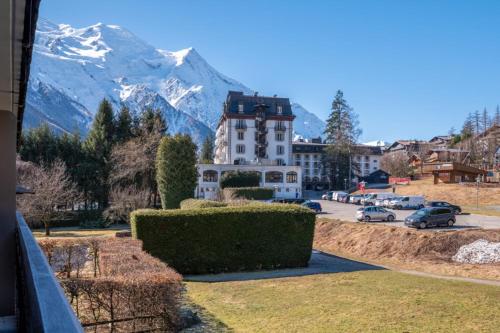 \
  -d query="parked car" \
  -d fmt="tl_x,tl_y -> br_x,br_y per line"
349,194 -> 364,204
321,191 -> 333,200
373,193 -> 399,206
360,193 -> 376,205
383,196 -> 402,207
302,200 -> 322,213
337,192 -> 349,202
388,196 -> 425,210
332,191 -> 347,201
356,206 -> 396,222
425,201 -> 461,214
341,194 -> 351,203
404,207 -> 455,229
